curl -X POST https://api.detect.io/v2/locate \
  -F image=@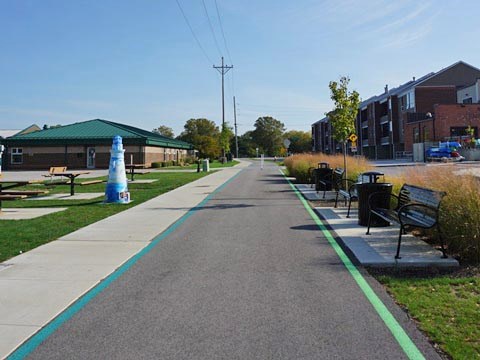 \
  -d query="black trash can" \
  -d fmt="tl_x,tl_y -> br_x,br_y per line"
314,163 -> 332,192
357,171 -> 392,227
